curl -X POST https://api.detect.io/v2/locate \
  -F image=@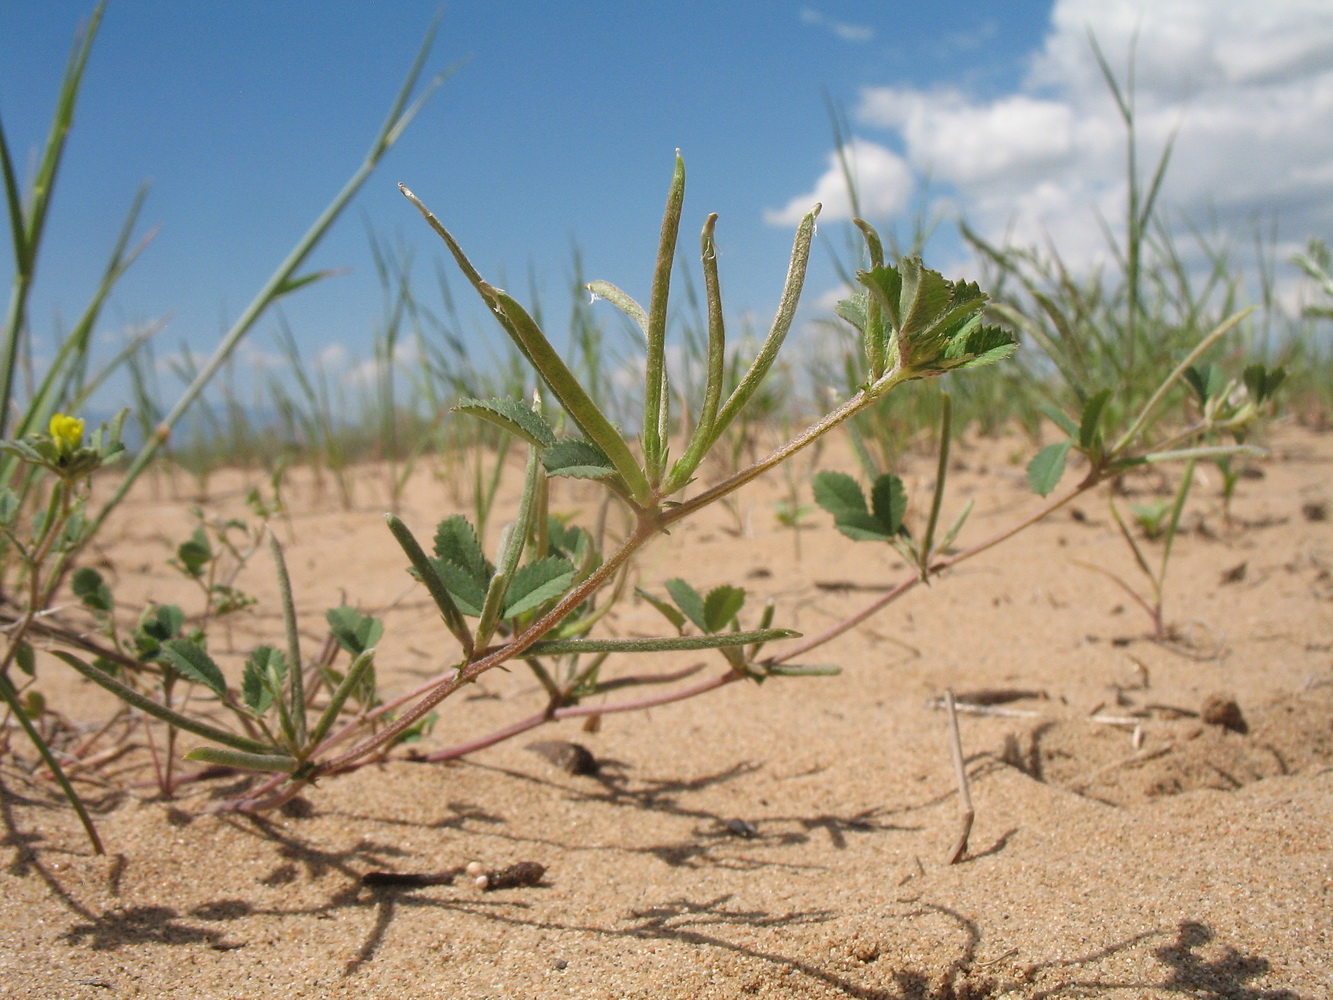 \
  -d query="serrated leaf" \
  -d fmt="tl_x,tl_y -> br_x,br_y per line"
326,607 -> 383,656
1027,440 -> 1073,497
814,471 -> 895,541
162,640 -> 227,699
945,325 -> 1016,370
423,558 -> 488,617
453,396 -> 557,449
432,515 -> 492,587
503,556 -> 576,617
870,473 -> 907,535
812,470 -> 868,519
703,585 -> 746,632
71,567 -> 113,613
665,578 -> 706,631
834,291 -> 869,335
831,512 -> 897,542
543,439 -> 618,480
635,587 -> 687,633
